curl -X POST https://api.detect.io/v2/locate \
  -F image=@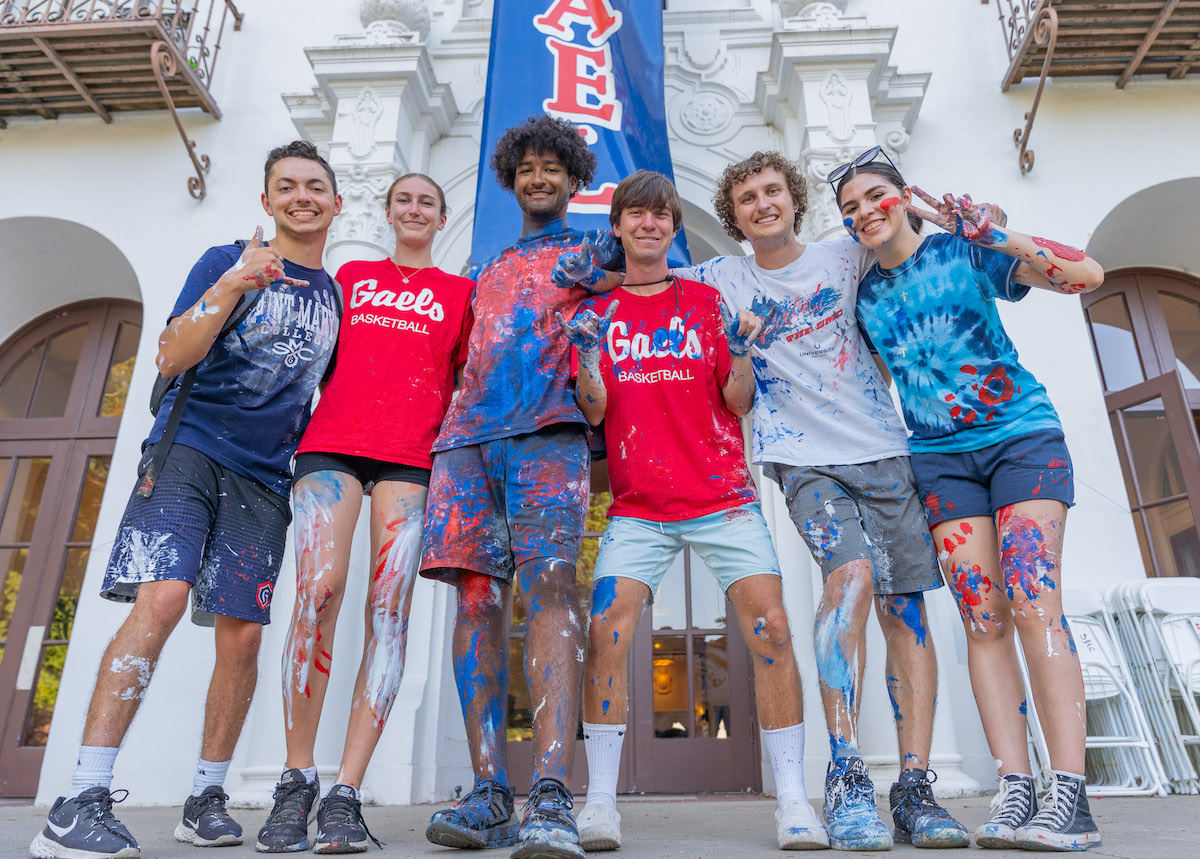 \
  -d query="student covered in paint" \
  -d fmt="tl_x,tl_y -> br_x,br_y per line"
835,151 -> 1104,852
419,114 -> 622,859
556,151 -> 969,851
255,174 -> 474,853
30,141 -> 342,859
558,169 -> 829,852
